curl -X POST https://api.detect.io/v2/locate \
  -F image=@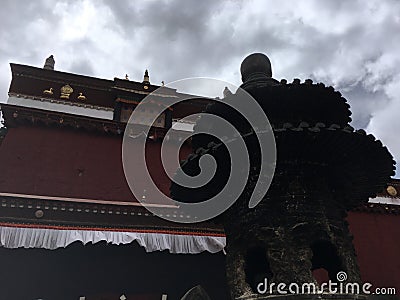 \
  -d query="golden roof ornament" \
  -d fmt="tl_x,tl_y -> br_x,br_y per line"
43,88 -> 53,95
77,92 -> 86,100
387,185 -> 397,197
60,84 -> 73,99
